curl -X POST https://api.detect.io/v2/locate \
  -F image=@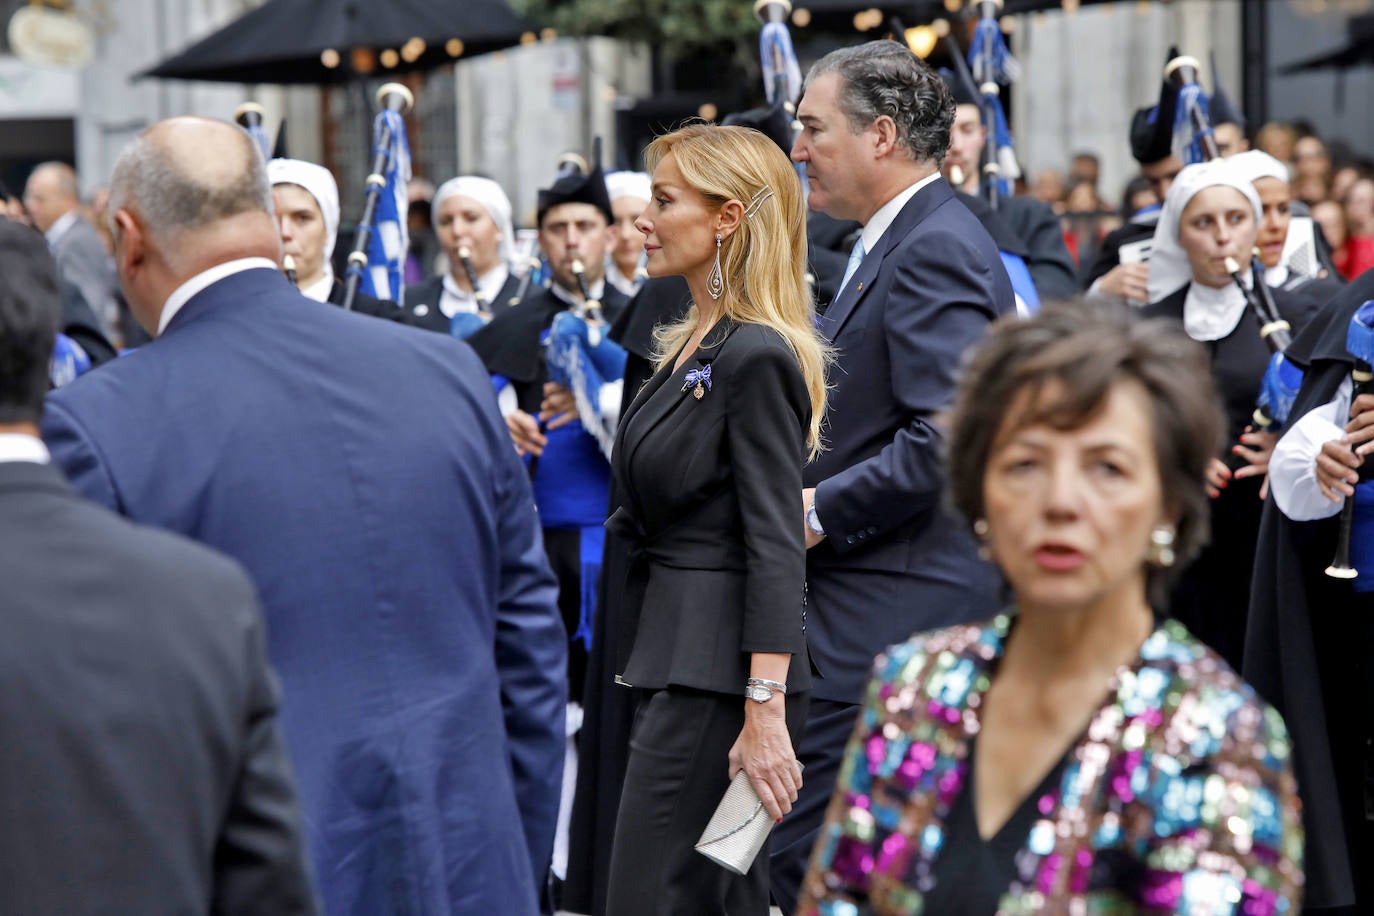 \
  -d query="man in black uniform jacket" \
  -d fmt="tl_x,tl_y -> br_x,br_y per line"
1081,50 -> 1184,301
940,71 -> 1079,302
0,218 -> 315,914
